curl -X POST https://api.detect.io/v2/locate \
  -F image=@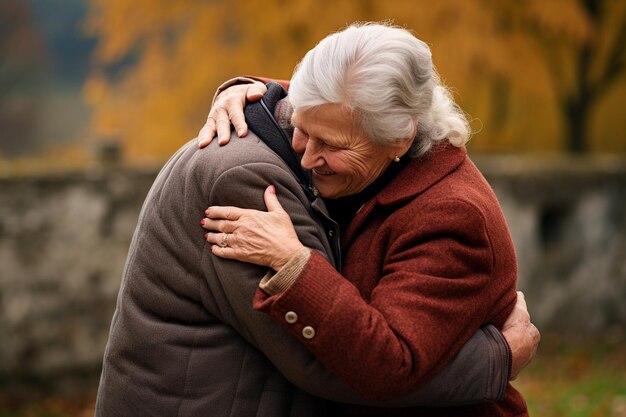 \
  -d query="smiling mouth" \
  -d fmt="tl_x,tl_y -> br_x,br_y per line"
313,168 -> 335,176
